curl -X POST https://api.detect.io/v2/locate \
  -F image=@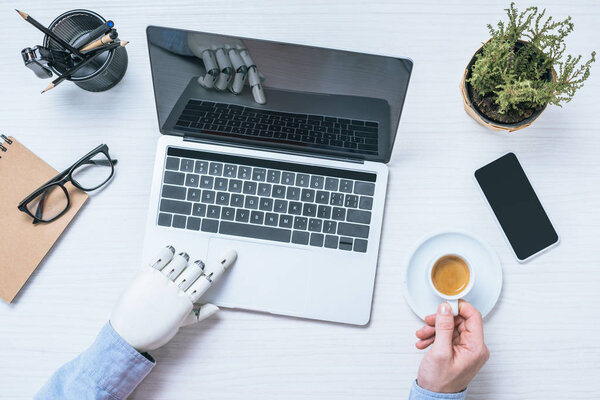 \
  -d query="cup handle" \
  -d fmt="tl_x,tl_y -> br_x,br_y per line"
447,299 -> 459,316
